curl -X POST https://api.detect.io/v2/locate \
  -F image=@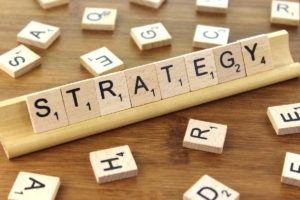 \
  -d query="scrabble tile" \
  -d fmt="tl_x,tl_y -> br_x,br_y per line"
193,25 -> 230,49
282,152 -> 300,187
213,42 -> 246,83
240,35 -> 274,76
94,71 -> 131,116
267,103 -> 300,135
0,45 -> 41,78
124,64 -> 162,107
90,145 -> 138,184
155,56 -> 190,99
80,47 -> 124,77
37,0 -> 69,9
183,49 -> 218,91
196,0 -> 229,14
26,87 -> 69,134
82,8 -> 117,31
17,21 -> 60,49
271,1 -> 299,26
183,174 -> 240,200
183,119 -> 227,154
60,79 -> 101,124
131,23 -> 172,50
130,0 -> 166,9
8,172 -> 60,200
